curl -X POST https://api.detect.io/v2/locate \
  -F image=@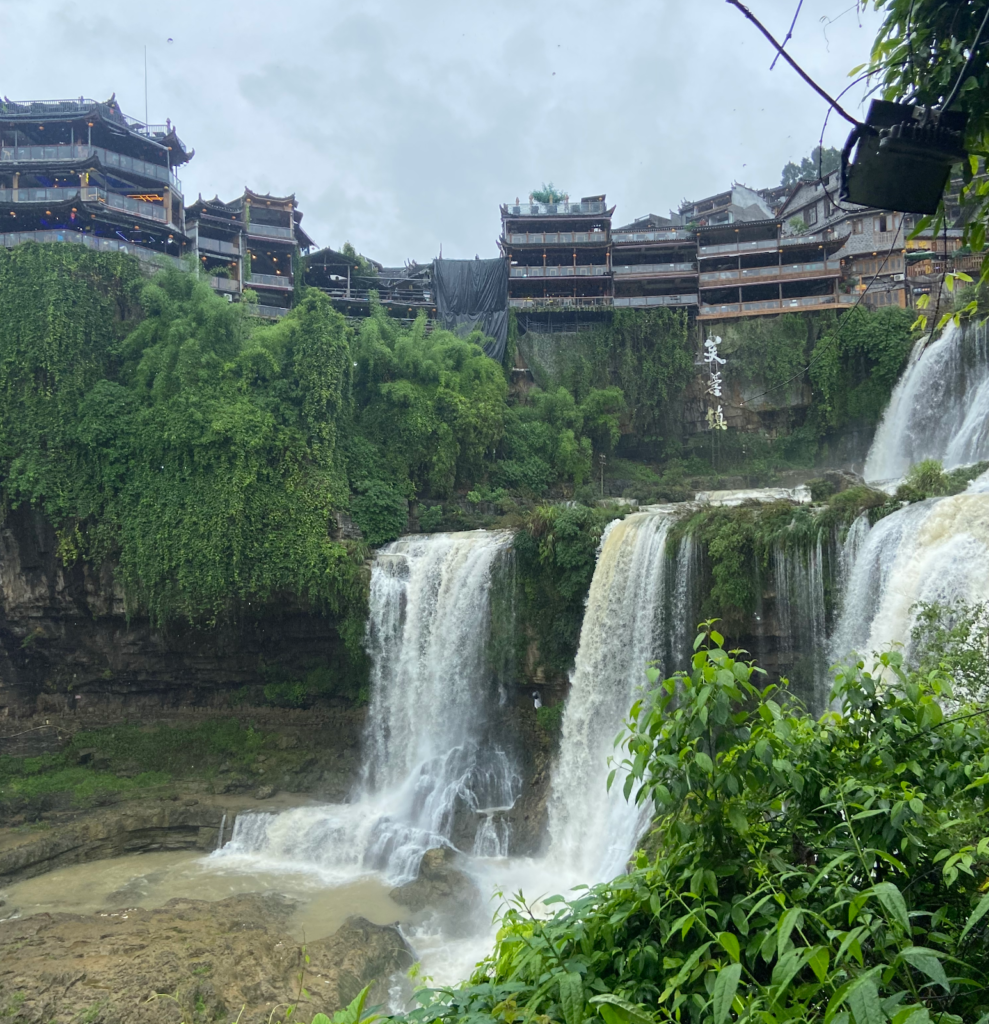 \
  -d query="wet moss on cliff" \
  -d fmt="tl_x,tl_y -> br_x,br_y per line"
0,245 -> 368,646
513,503 -> 629,681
